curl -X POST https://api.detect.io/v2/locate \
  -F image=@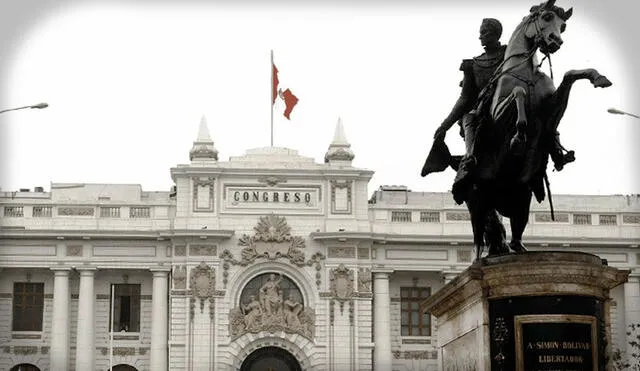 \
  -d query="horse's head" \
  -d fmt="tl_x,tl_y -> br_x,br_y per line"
526,0 -> 572,54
